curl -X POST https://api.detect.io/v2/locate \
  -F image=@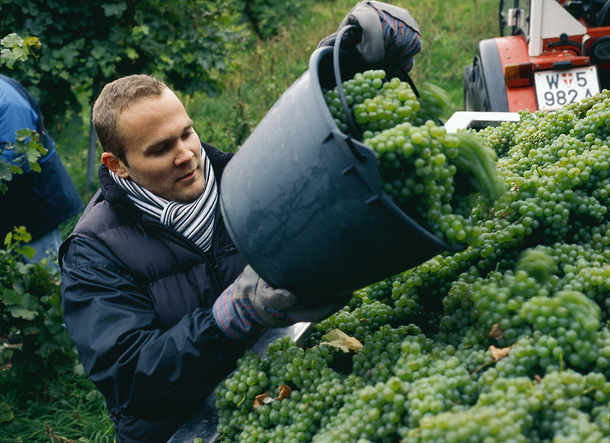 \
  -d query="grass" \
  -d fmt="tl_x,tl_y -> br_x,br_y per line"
0,372 -> 114,443
2,1 -> 500,441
